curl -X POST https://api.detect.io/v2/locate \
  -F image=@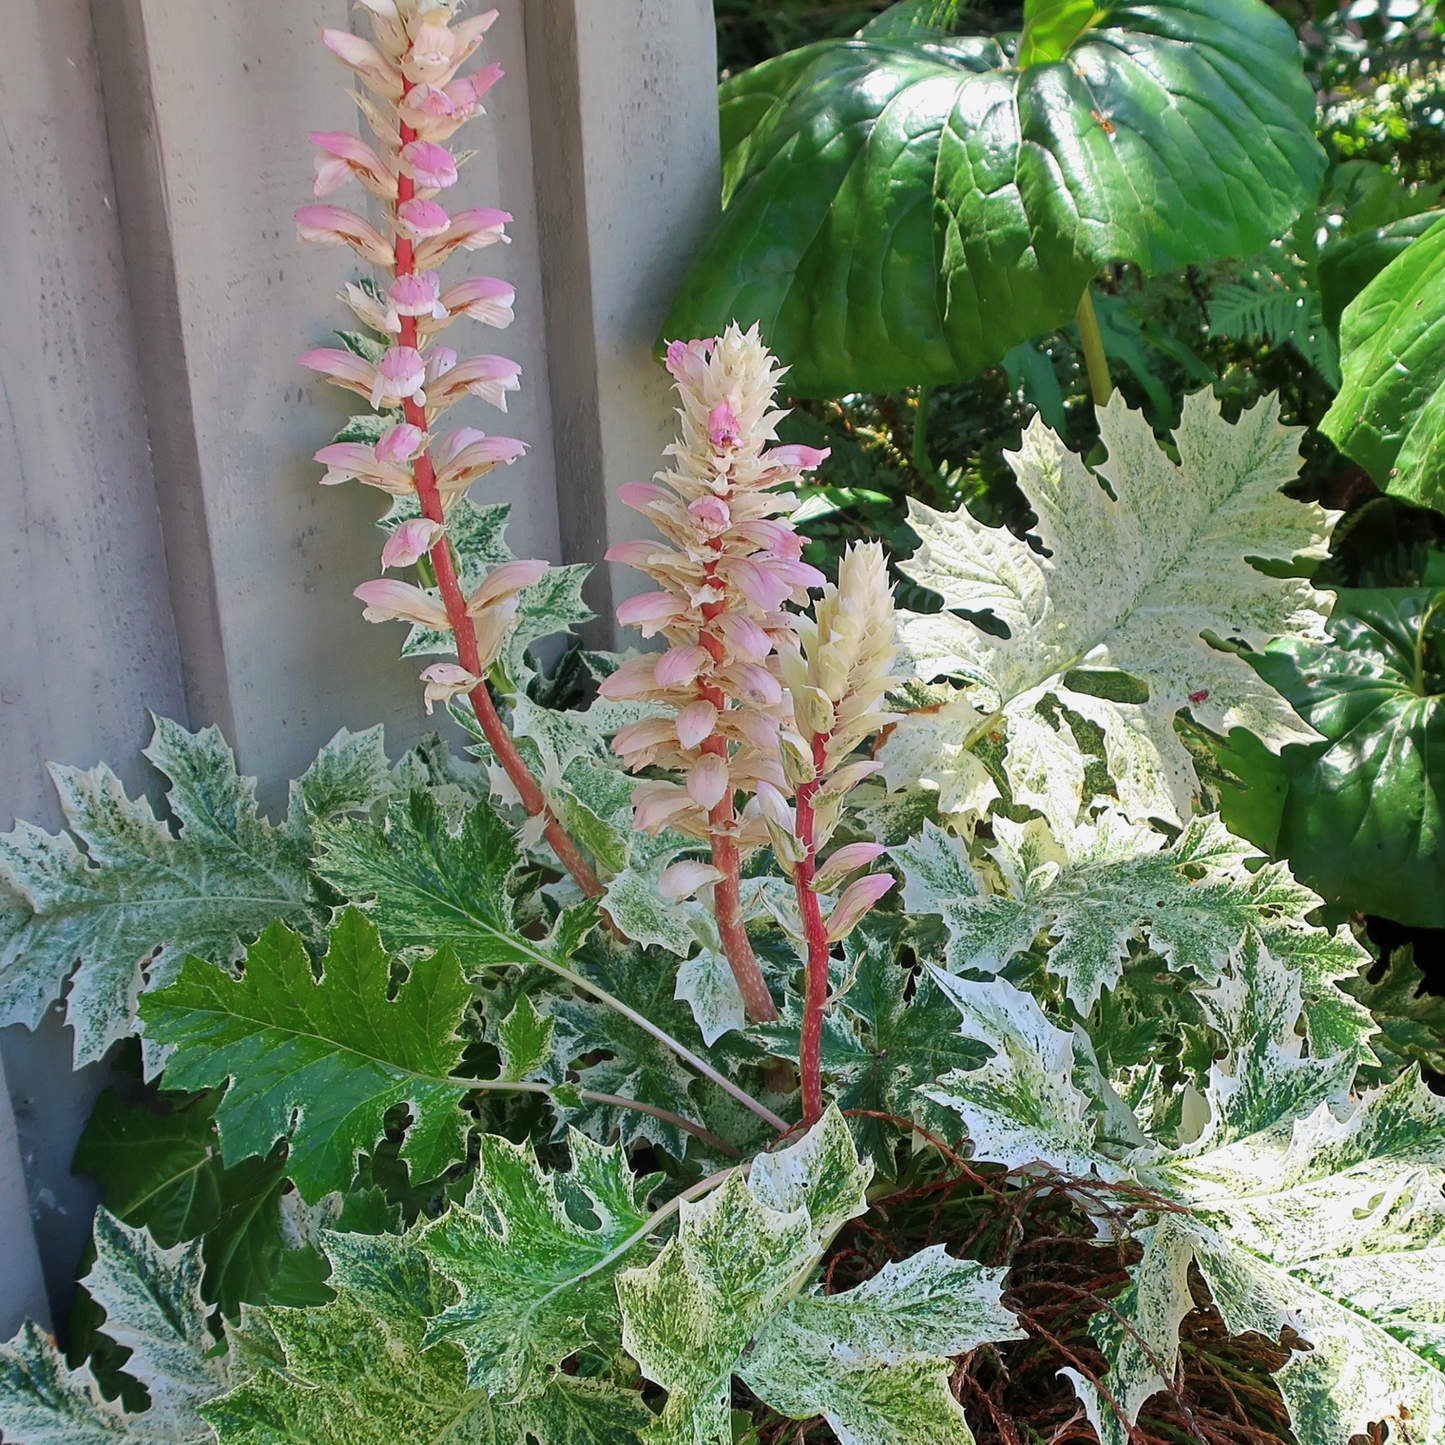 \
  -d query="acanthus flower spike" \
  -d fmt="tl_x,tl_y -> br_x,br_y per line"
299,3 -> 604,903
604,323 -> 833,1024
